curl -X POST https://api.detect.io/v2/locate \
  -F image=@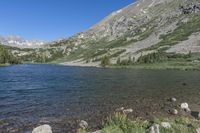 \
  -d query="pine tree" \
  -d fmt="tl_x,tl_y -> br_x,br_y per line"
101,56 -> 110,67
